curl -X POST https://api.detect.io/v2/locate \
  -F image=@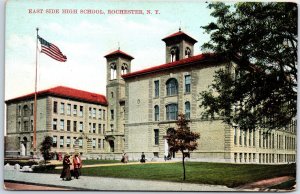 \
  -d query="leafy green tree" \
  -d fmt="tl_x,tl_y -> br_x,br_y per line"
40,136 -> 53,164
168,113 -> 200,181
200,2 -> 297,132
